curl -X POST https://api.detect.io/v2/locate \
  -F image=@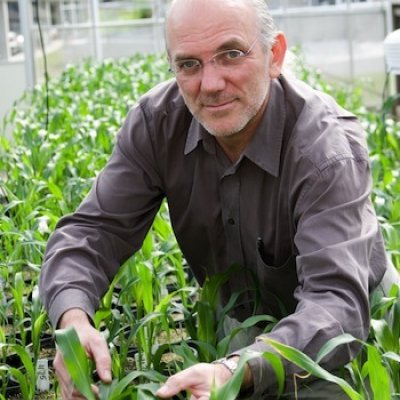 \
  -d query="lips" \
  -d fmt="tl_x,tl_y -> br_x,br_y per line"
202,98 -> 236,111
